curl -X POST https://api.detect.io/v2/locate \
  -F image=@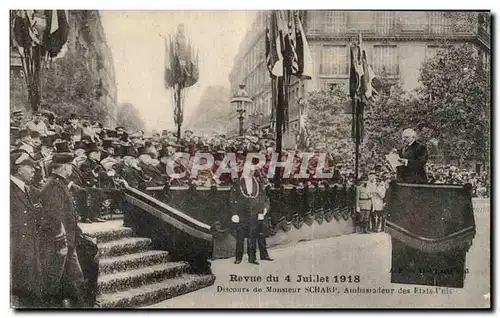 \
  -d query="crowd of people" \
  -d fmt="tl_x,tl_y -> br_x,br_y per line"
10,108 -> 489,307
